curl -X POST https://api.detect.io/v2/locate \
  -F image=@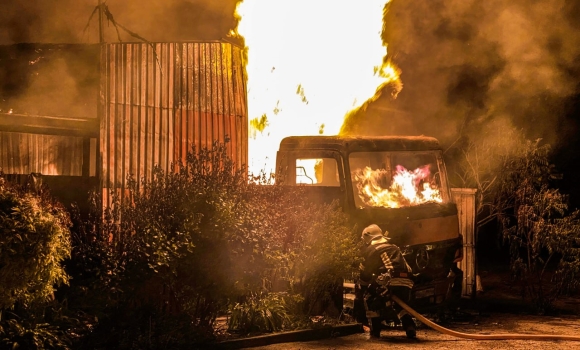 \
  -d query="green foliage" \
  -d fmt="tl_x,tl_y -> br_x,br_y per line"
450,129 -> 580,312
449,120 -> 526,221
285,201 -> 360,315
67,142 -> 252,347
0,177 -> 71,311
0,319 -> 70,350
0,177 -> 73,349
493,140 -> 580,312
64,141 -> 359,347
227,292 -> 292,334
241,174 -> 361,315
